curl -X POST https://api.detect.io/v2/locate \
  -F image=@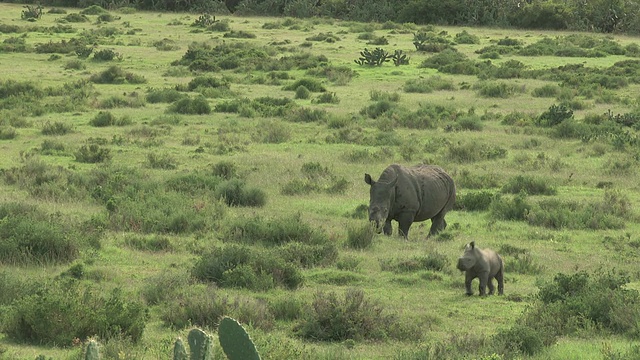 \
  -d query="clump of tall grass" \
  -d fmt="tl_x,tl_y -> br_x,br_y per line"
379,252 -> 448,273
345,223 -> 375,249
296,288 -> 423,341
501,175 -> 557,195
192,244 -> 304,290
